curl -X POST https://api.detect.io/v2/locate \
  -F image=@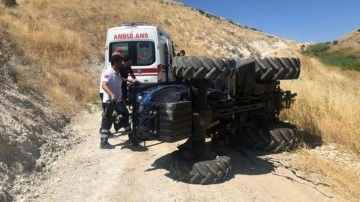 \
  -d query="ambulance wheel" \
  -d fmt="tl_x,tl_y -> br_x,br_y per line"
173,56 -> 236,80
